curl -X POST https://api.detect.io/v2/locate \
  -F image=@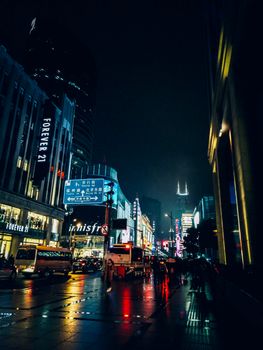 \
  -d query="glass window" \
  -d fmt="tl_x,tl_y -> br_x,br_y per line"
37,250 -> 72,261
109,247 -> 129,255
16,248 -> 36,260
27,212 -> 47,230
0,204 -> 21,224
